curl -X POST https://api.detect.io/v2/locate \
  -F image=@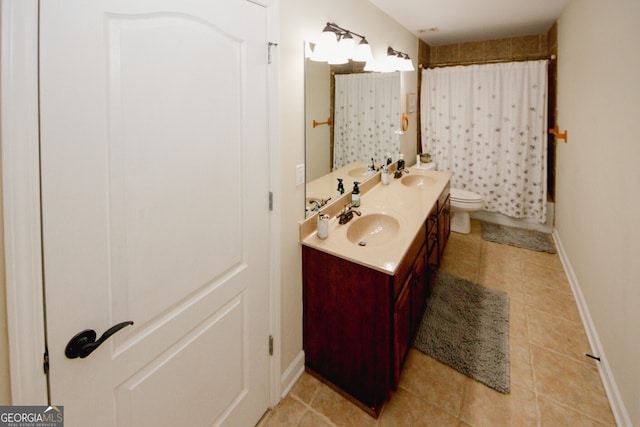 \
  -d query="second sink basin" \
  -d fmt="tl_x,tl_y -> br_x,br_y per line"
401,174 -> 437,187
346,213 -> 400,247
348,167 -> 368,178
